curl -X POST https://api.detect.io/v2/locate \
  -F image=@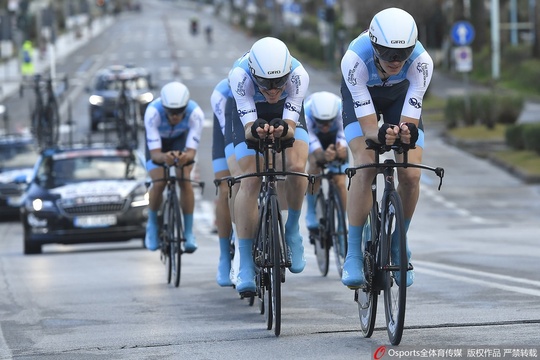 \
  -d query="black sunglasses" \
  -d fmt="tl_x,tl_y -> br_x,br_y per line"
252,74 -> 289,90
372,43 -> 415,62
164,105 -> 187,116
